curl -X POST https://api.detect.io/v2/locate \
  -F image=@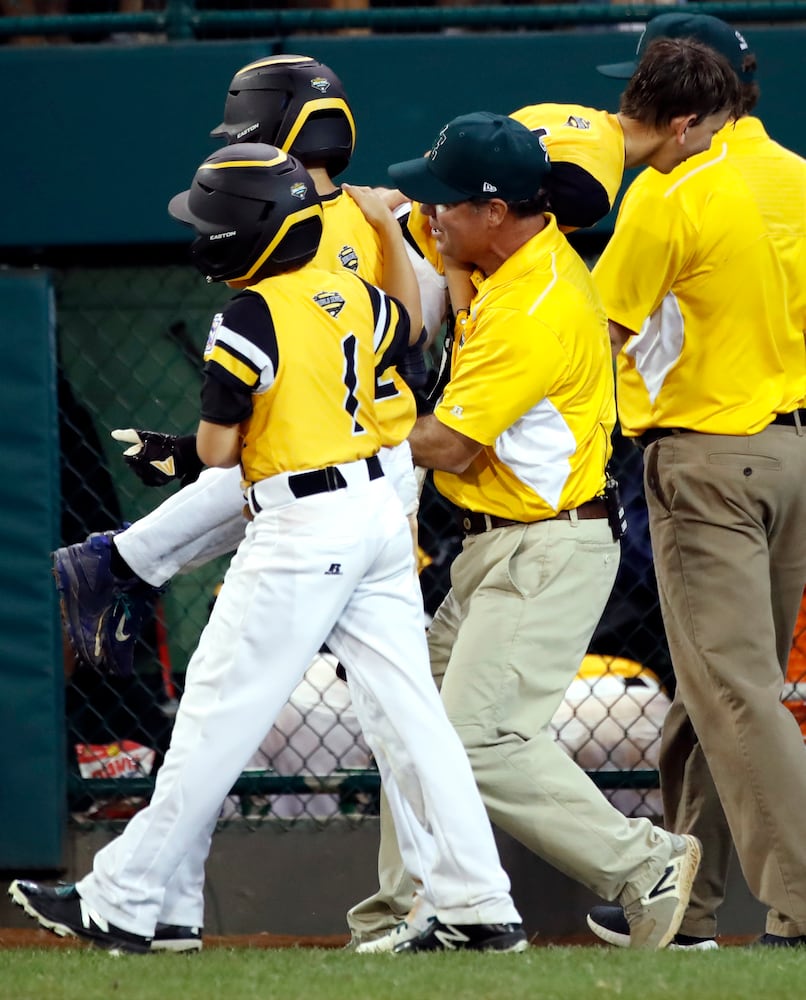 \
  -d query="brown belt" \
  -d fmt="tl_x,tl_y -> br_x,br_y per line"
458,498 -> 608,536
